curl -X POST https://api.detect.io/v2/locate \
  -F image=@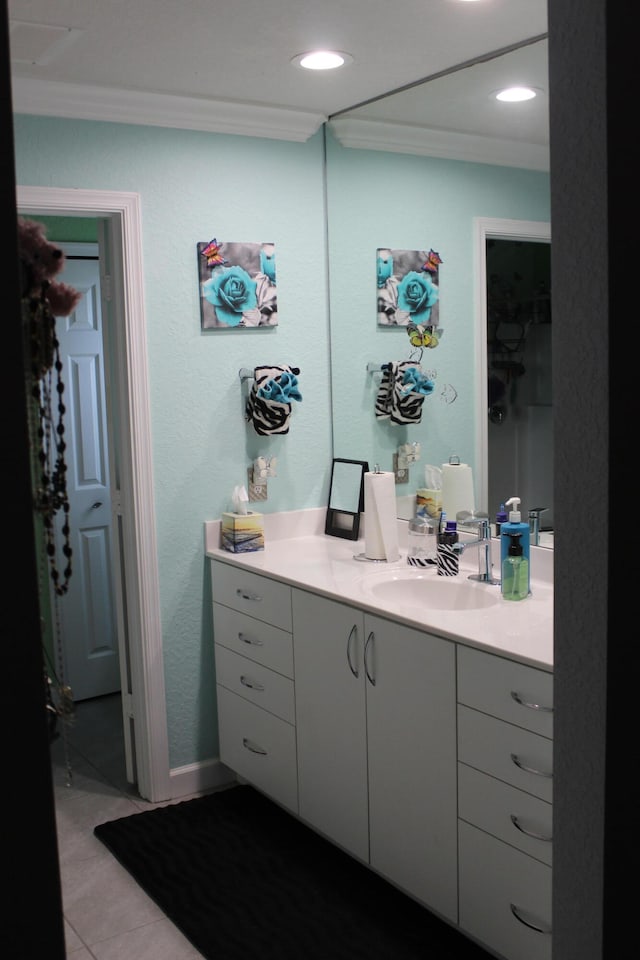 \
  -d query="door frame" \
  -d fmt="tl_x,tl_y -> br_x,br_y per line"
18,186 -> 170,802
473,217 -> 551,516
